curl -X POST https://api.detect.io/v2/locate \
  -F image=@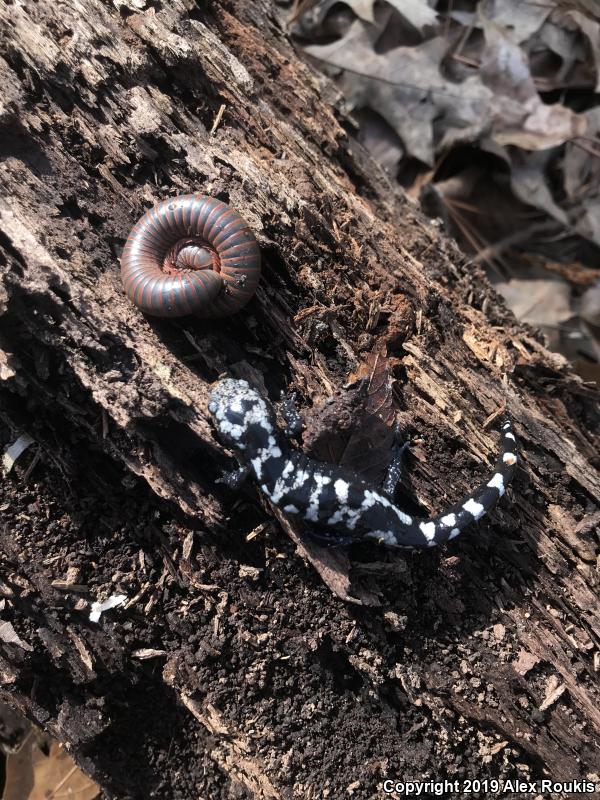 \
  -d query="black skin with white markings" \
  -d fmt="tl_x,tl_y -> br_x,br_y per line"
208,379 -> 517,548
